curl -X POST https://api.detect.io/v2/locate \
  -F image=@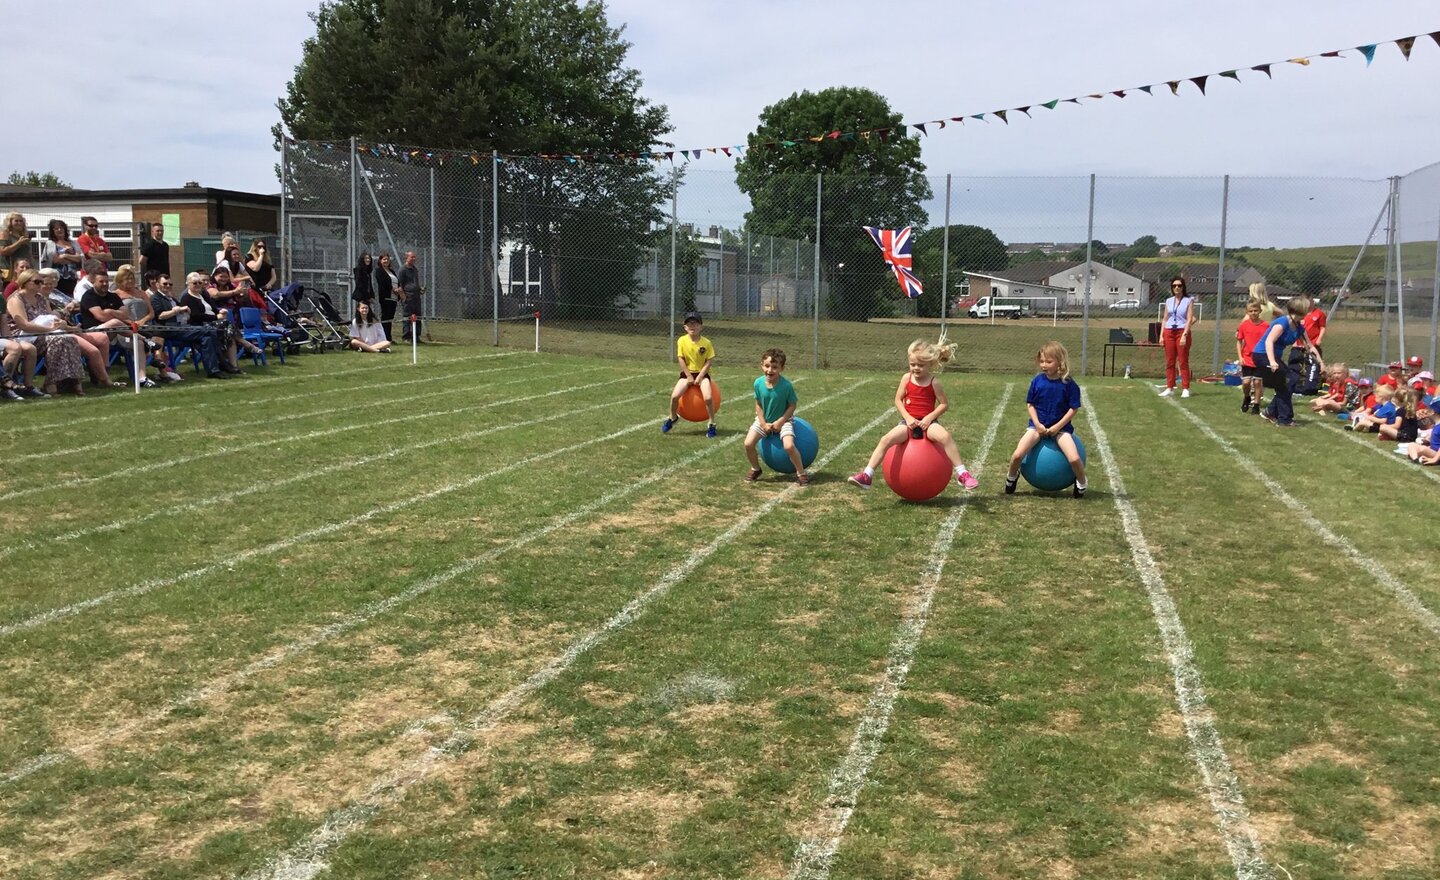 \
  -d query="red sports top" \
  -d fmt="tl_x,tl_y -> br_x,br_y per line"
1302,308 -> 1327,344
1235,320 -> 1269,367
903,377 -> 937,420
